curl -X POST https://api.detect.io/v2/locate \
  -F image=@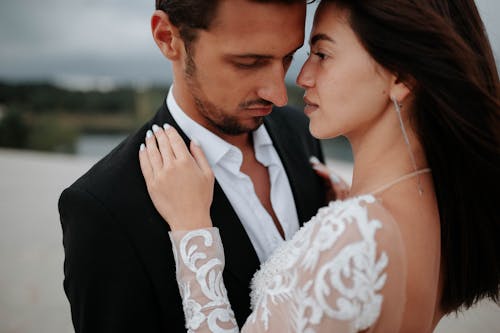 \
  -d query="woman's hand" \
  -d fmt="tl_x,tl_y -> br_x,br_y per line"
309,156 -> 350,201
139,124 -> 215,231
